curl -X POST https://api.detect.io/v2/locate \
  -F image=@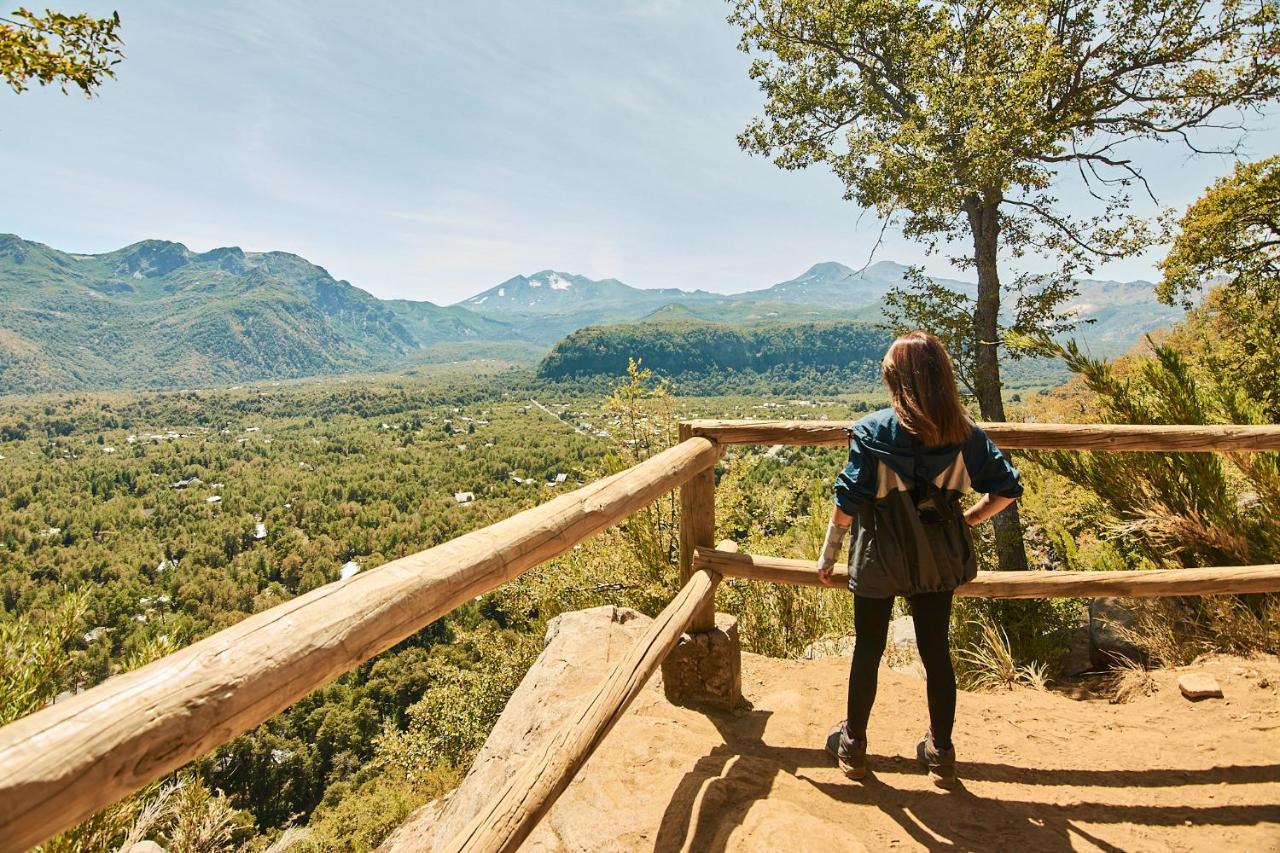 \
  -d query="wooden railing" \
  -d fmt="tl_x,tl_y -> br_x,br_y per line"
1,421 -> 1279,852
436,569 -> 719,853
696,546 -> 1280,598
686,420 -> 1280,451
